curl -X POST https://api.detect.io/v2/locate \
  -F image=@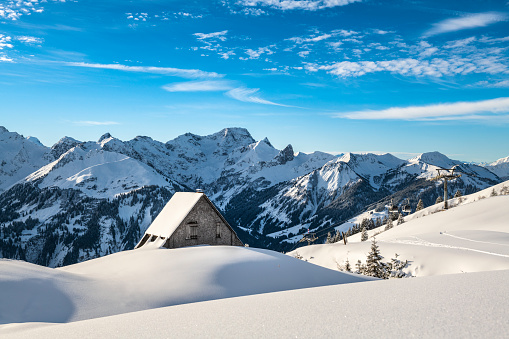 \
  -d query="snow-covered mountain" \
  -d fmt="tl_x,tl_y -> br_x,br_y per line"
0,127 -> 51,193
0,125 -> 506,266
485,156 -> 509,180
227,150 -> 500,247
